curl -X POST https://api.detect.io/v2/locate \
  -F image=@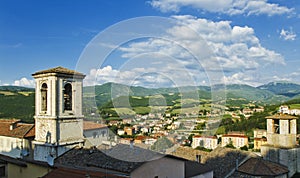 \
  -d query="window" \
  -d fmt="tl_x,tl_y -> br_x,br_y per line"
64,83 -> 72,111
93,132 -> 97,138
101,130 -> 106,137
41,83 -> 48,112
274,119 -> 279,134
